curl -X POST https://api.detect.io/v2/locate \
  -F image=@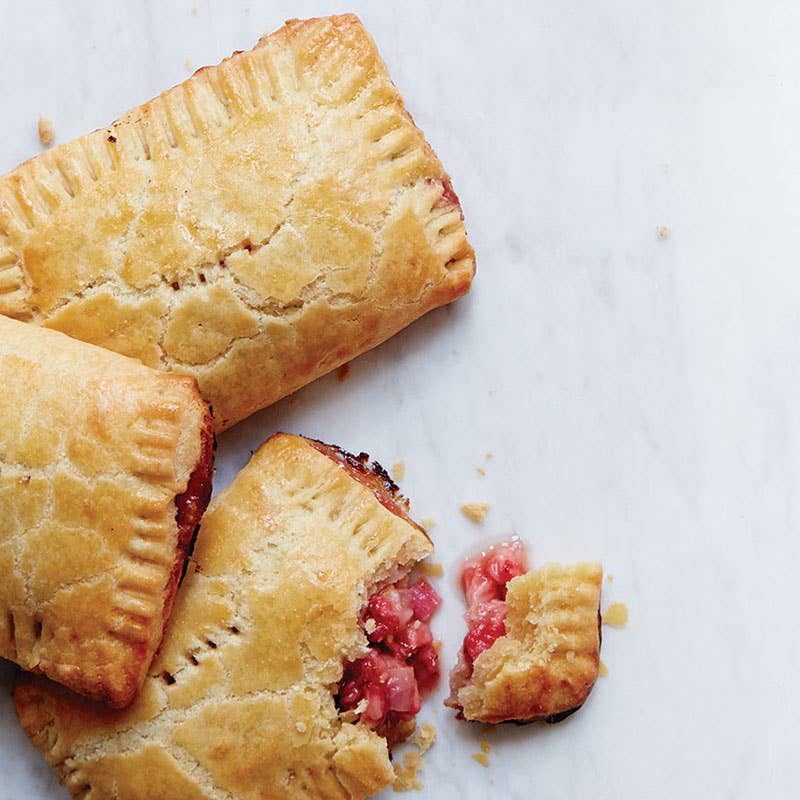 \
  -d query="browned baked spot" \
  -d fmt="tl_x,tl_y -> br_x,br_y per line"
307,438 -> 428,540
